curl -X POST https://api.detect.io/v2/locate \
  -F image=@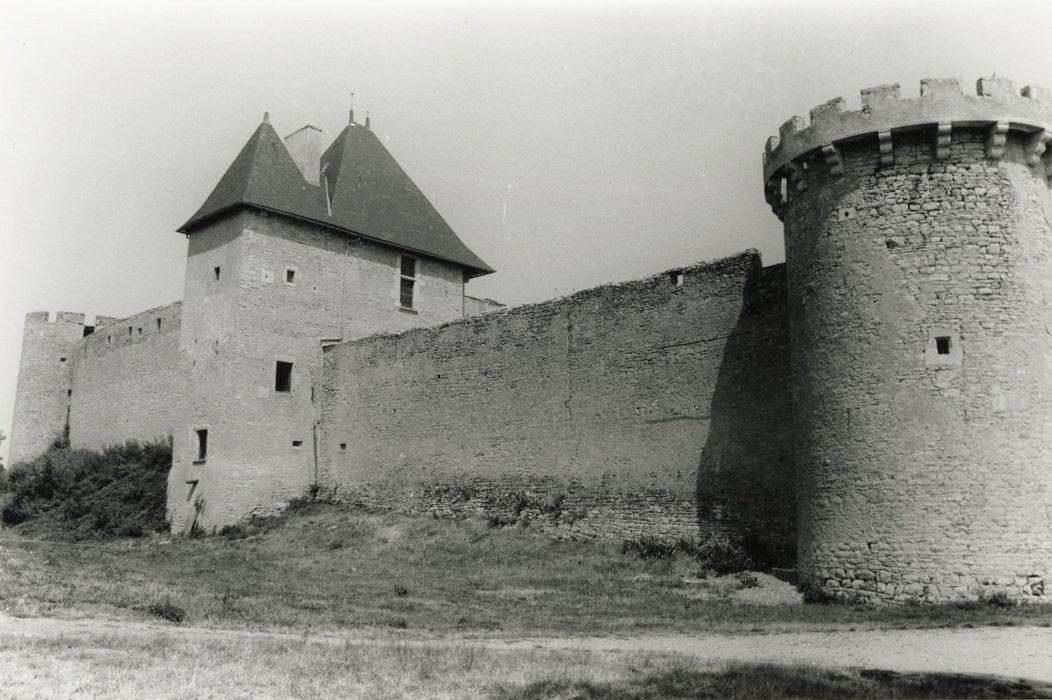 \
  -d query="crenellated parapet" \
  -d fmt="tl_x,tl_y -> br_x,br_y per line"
776,76 -> 1052,605
763,77 -> 1052,218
